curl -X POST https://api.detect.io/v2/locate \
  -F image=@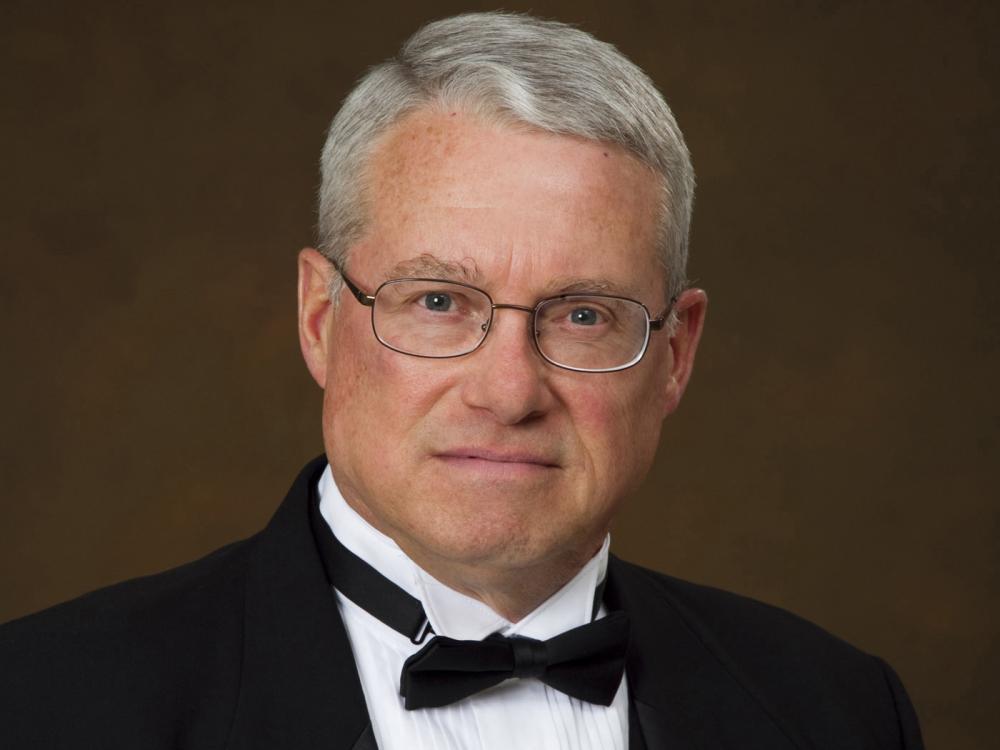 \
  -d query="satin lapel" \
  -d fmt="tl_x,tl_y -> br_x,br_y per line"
226,456 -> 375,750
606,557 -> 805,750
628,691 -> 648,750
351,725 -> 378,750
